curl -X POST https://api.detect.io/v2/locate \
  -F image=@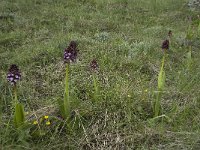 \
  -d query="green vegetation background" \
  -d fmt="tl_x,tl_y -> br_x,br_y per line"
0,0 -> 200,149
